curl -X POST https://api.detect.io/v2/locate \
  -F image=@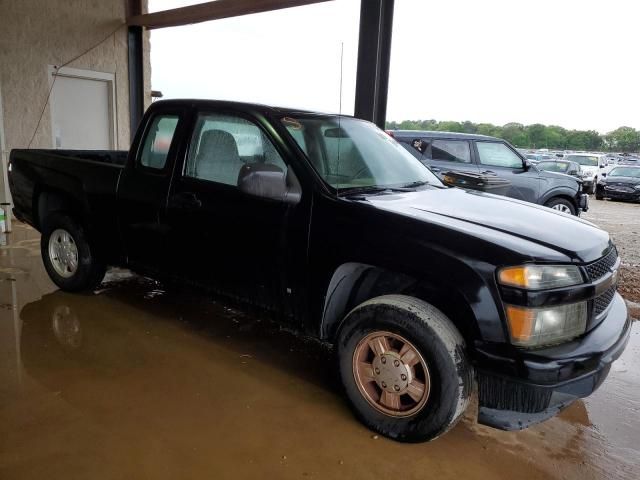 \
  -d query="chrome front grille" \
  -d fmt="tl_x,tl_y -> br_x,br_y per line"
585,247 -> 618,281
